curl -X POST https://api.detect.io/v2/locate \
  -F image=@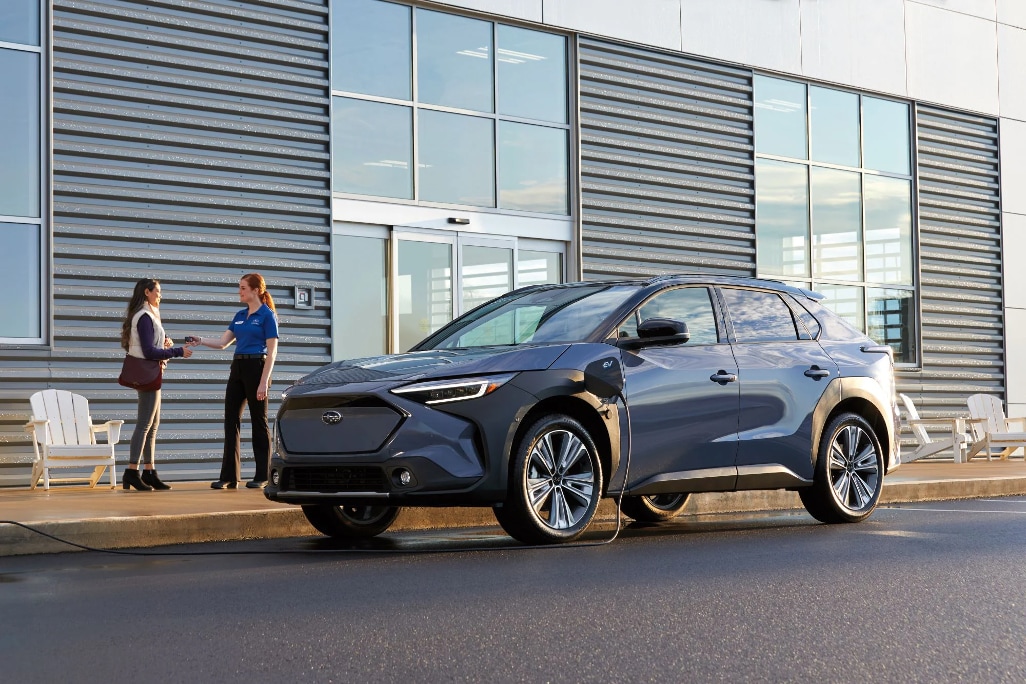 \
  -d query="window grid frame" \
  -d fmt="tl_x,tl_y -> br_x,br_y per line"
0,3 -> 47,345
328,0 -> 572,218
754,74 -> 919,367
